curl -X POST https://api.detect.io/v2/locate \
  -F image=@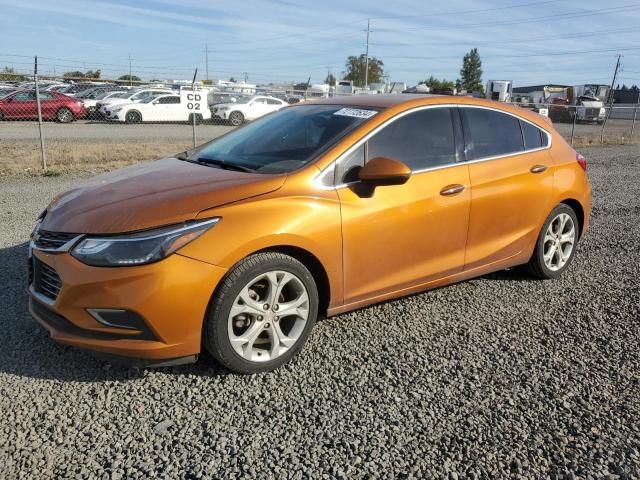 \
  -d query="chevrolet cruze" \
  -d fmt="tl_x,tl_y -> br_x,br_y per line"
28,95 -> 591,373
